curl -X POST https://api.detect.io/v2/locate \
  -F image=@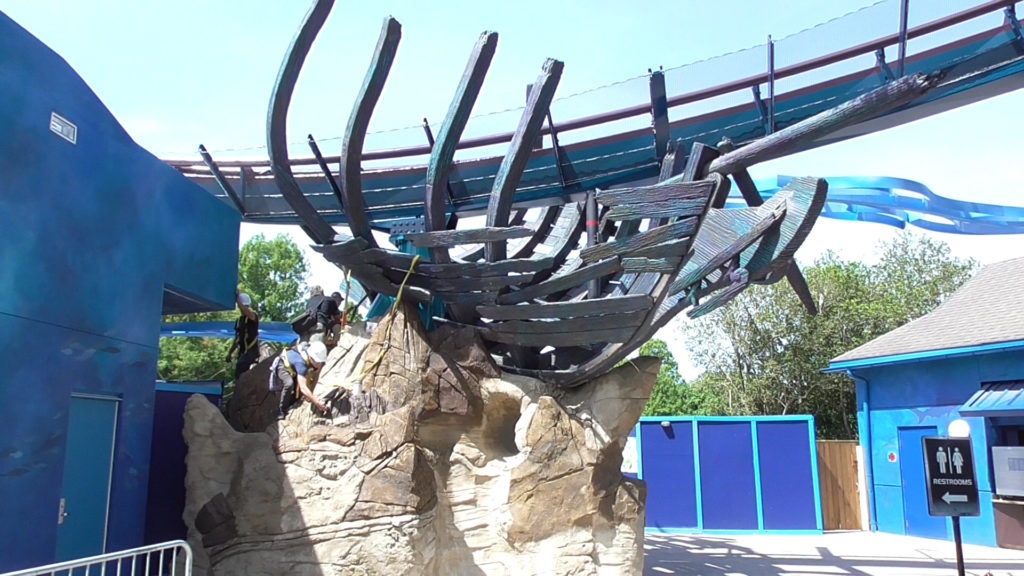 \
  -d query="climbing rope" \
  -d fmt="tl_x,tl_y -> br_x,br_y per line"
354,254 -> 421,387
